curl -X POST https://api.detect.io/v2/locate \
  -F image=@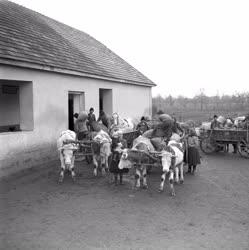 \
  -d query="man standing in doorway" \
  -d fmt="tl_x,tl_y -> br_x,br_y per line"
87,107 -> 96,131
